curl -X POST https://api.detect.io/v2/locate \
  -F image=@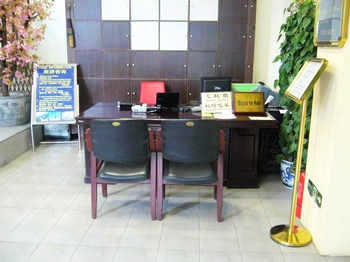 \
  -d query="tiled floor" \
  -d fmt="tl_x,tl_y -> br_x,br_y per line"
0,144 -> 349,262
